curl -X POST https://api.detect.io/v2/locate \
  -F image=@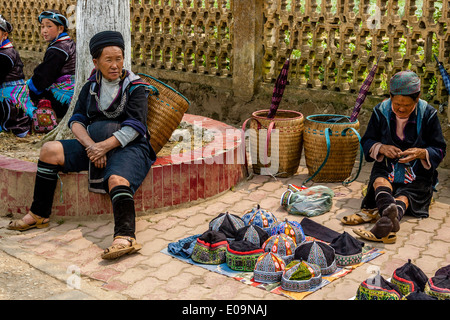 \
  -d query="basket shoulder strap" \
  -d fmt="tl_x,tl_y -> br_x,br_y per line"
341,127 -> 363,185
303,127 -> 332,185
